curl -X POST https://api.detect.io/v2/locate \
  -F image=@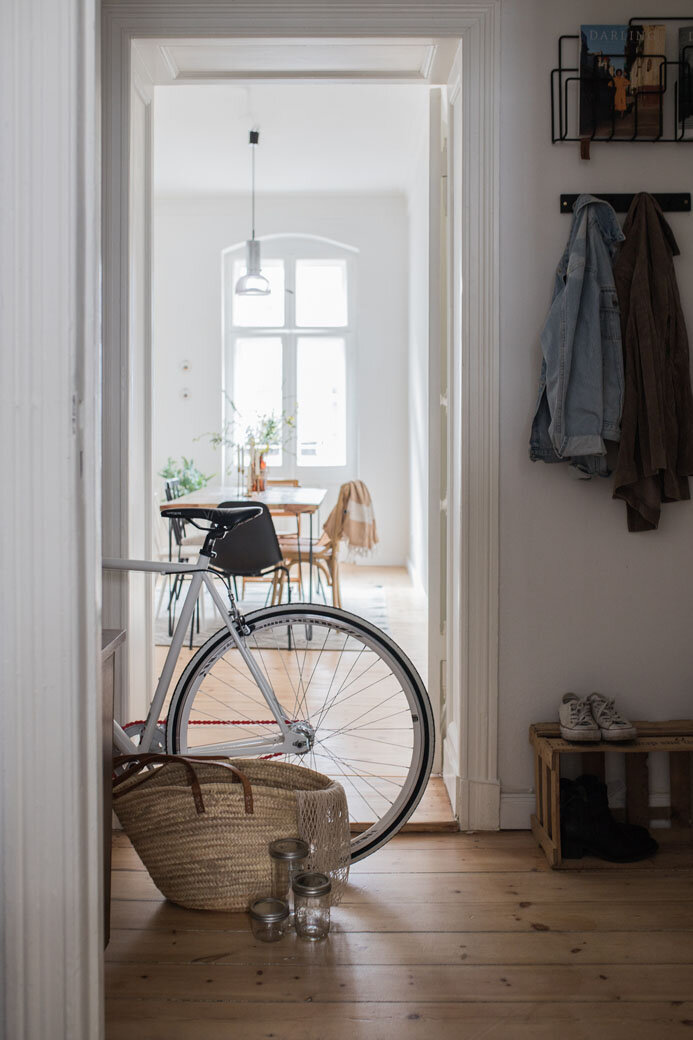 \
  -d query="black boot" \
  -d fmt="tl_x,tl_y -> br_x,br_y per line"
560,775 -> 658,862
